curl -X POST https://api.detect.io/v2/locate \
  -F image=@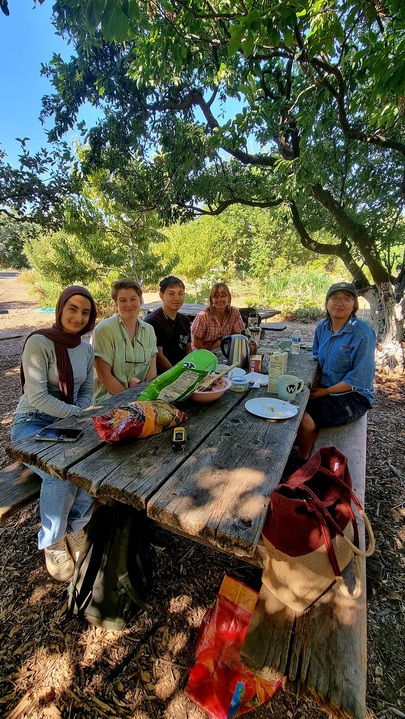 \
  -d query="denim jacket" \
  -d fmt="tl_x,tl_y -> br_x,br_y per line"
313,315 -> 376,405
